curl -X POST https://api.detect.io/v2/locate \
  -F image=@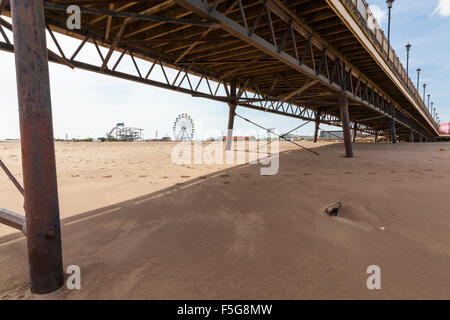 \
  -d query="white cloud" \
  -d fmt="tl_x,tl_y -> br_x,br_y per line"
433,0 -> 450,16
369,5 -> 387,25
